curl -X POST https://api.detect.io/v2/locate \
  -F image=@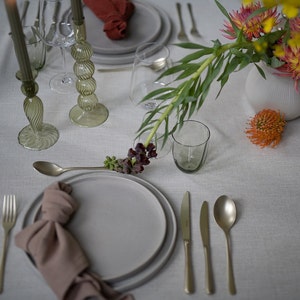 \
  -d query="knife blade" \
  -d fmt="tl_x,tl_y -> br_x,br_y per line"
200,201 -> 214,294
180,191 -> 194,294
